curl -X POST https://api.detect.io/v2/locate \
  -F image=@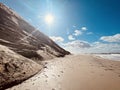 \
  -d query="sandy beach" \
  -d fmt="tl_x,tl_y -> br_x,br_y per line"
6,54 -> 120,90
